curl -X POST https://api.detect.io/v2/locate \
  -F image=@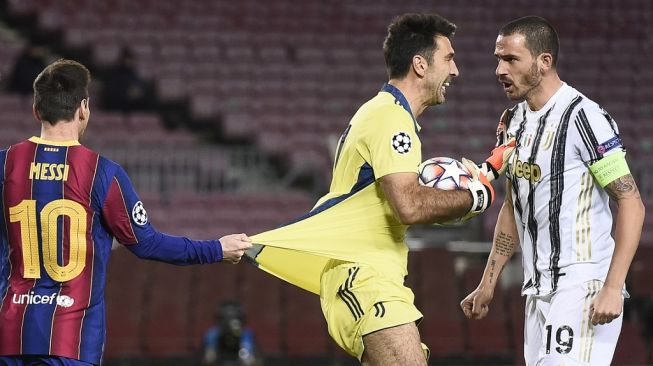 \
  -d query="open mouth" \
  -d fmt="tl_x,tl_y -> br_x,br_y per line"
500,80 -> 513,92
441,81 -> 451,95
